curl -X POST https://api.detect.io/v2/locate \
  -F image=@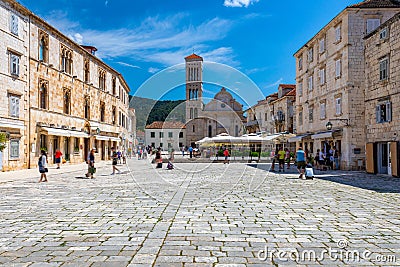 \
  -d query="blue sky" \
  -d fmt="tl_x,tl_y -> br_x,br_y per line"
20,0 -> 360,104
